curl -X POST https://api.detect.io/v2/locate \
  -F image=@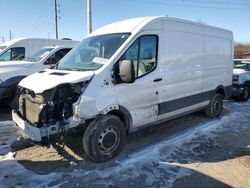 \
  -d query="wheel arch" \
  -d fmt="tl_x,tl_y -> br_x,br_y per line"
107,105 -> 133,133
215,85 -> 226,99
214,85 -> 233,100
244,81 -> 250,87
1,76 -> 26,100
2,75 -> 26,89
